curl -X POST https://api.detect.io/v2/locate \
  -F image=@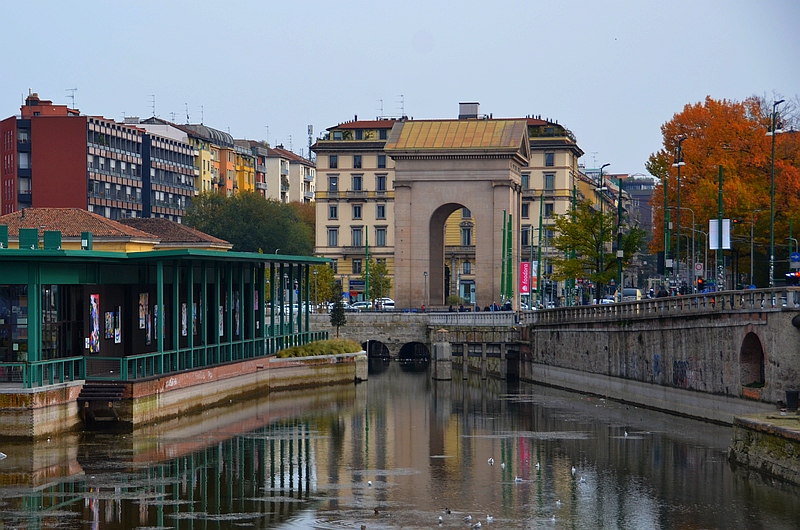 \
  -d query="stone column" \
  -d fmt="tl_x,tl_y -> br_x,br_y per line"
431,329 -> 452,381
481,341 -> 487,380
